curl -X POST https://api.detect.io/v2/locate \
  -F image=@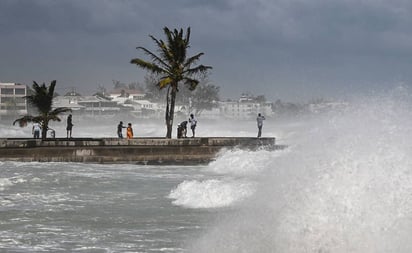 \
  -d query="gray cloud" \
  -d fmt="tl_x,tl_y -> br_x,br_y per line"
1,0 -> 412,101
